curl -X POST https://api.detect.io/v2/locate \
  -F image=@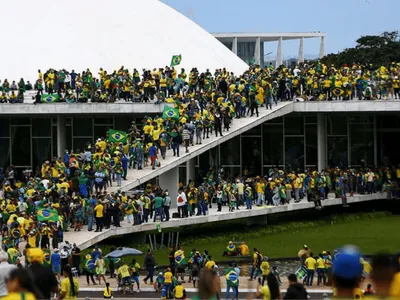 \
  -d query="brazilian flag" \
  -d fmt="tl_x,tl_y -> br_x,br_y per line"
108,129 -> 127,143
37,208 -> 59,222
162,106 -> 179,120
332,87 -> 344,97
41,94 -> 60,103
245,188 -> 252,199
170,54 -> 182,67
225,268 -> 239,287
